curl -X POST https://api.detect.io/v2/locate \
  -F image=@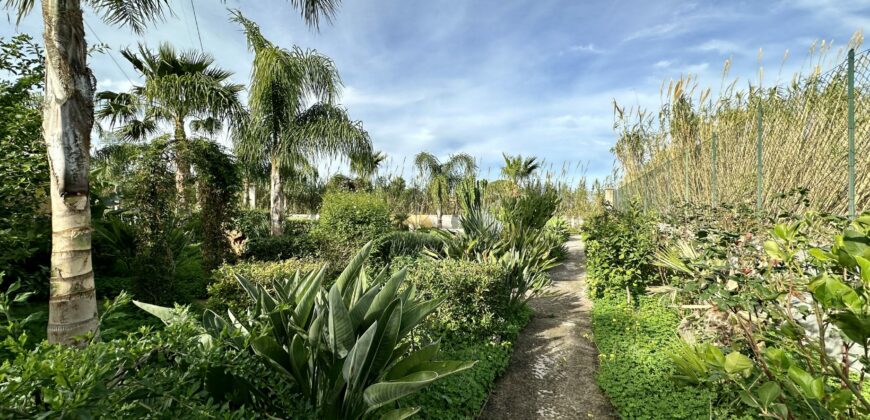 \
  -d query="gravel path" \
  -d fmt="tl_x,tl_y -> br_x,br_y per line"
480,236 -> 616,419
